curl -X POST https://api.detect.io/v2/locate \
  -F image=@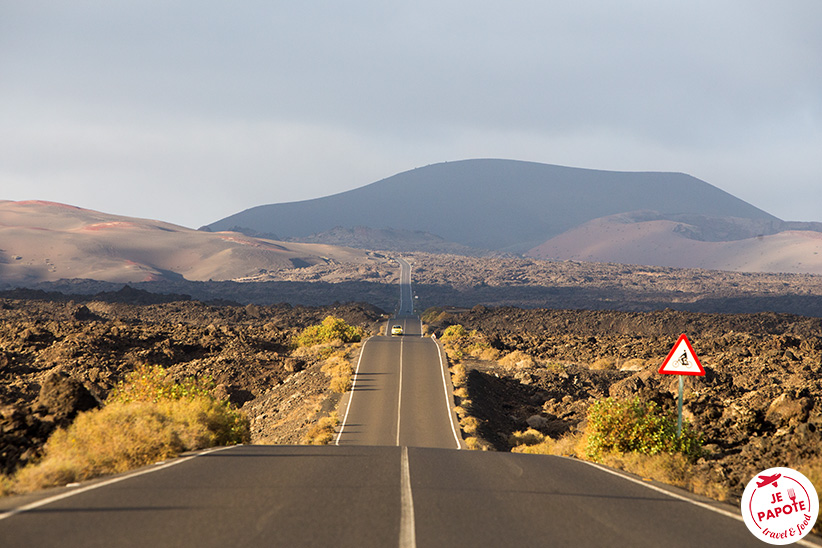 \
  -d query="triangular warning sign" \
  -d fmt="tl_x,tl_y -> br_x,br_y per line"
659,334 -> 705,376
